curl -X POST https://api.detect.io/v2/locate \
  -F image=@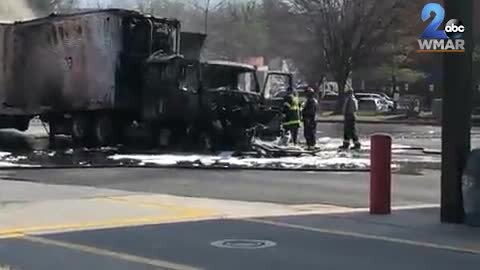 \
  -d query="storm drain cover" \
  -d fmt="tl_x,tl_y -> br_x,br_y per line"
211,239 -> 277,249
